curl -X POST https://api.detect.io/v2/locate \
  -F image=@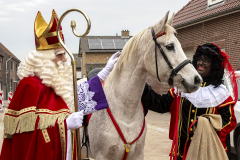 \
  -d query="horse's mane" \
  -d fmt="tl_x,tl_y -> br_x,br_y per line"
116,24 -> 175,69
116,29 -> 147,69
108,24 -> 175,84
